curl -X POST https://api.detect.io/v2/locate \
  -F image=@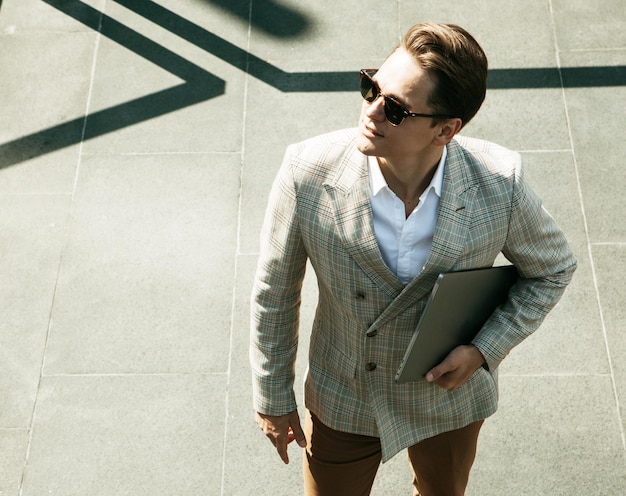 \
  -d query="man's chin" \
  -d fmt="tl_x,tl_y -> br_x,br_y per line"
356,134 -> 378,156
